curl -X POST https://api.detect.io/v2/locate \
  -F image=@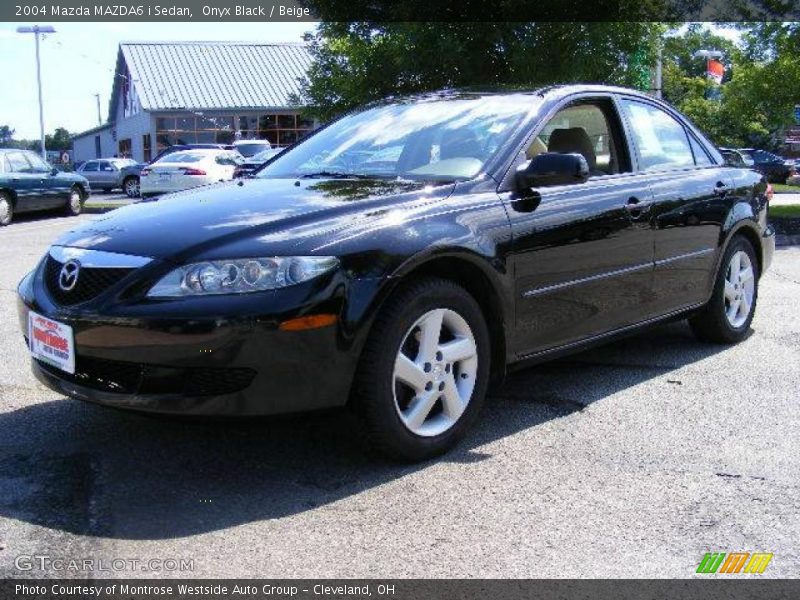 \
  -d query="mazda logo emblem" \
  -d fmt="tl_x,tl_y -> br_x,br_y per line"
58,259 -> 81,292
